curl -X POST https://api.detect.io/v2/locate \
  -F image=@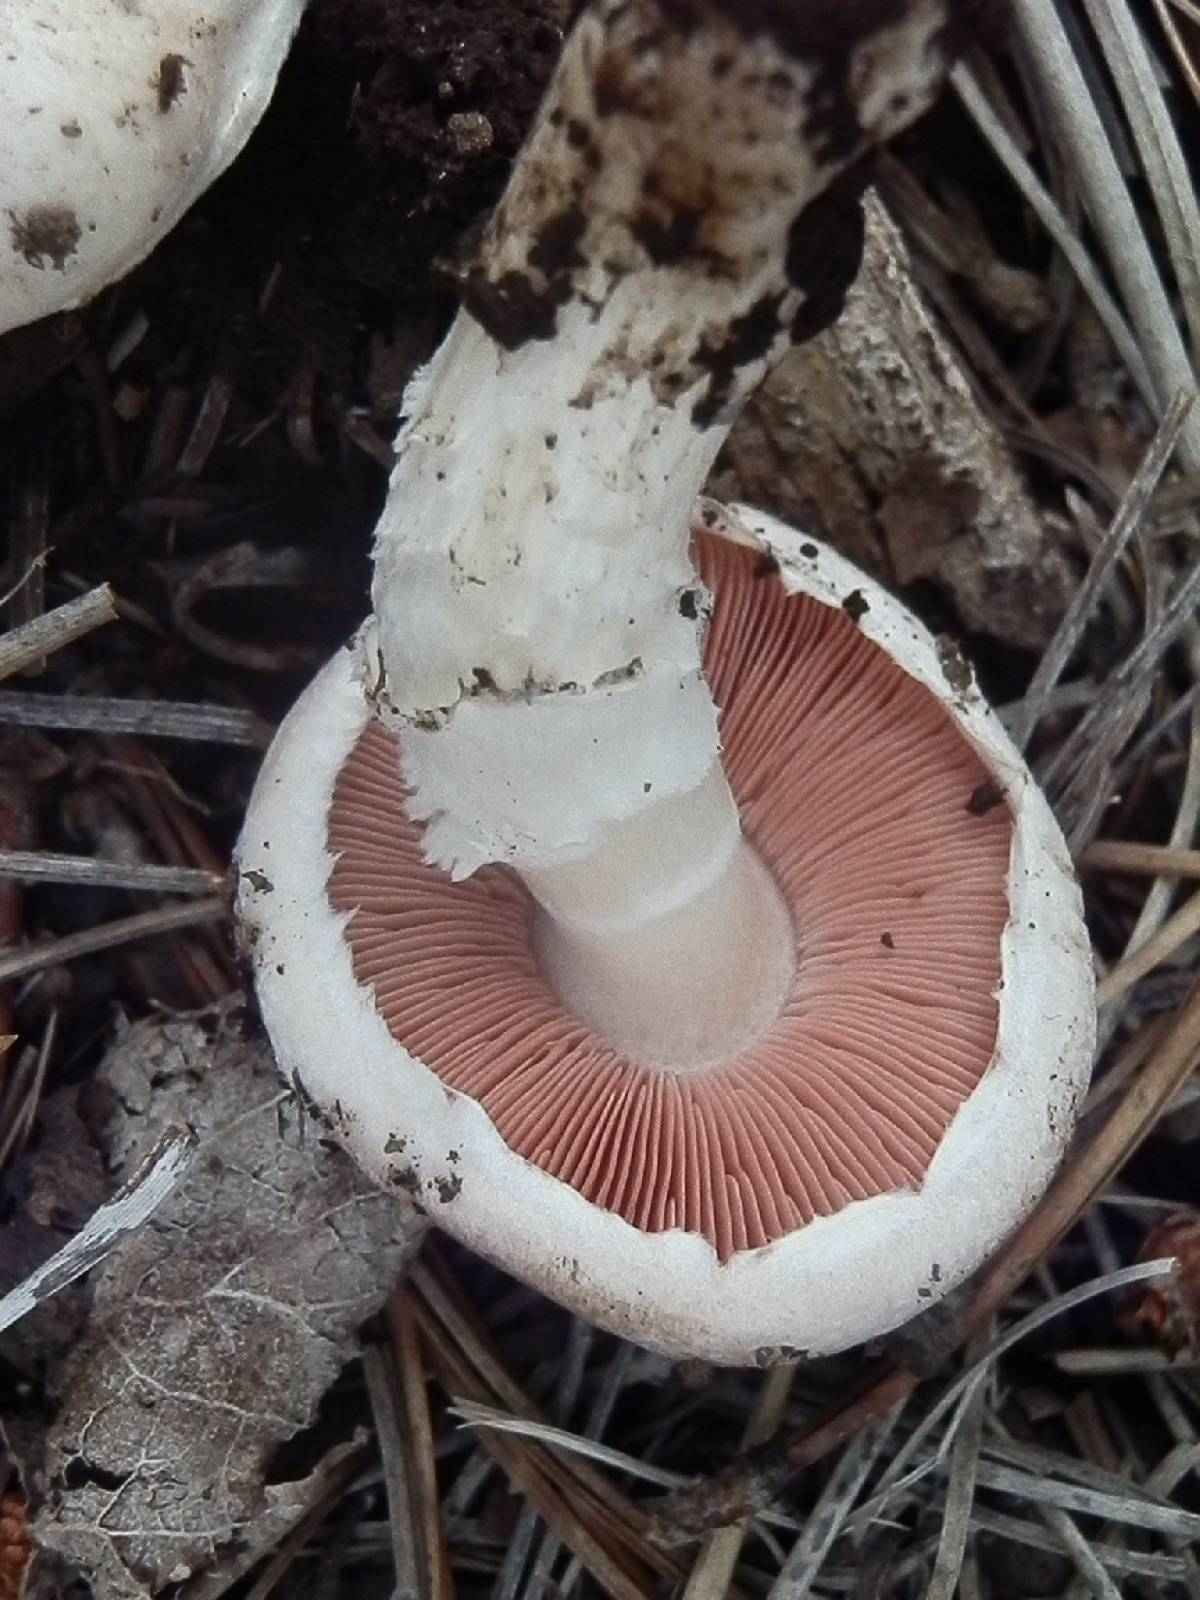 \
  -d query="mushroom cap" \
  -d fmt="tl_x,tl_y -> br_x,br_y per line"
0,0 -> 303,335
237,508 -> 1095,1364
